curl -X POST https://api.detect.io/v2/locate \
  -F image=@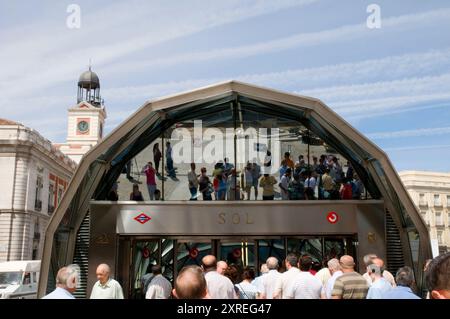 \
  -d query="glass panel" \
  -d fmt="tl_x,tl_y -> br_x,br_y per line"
163,104 -> 234,201
324,238 -> 345,260
287,238 -> 323,266
407,230 -> 420,277
176,241 -> 212,274
219,241 -> 256,271
113,138 -> 163,201
161,239 -> 175,283
132,240 -> 159,299
257,239 -> 285,274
